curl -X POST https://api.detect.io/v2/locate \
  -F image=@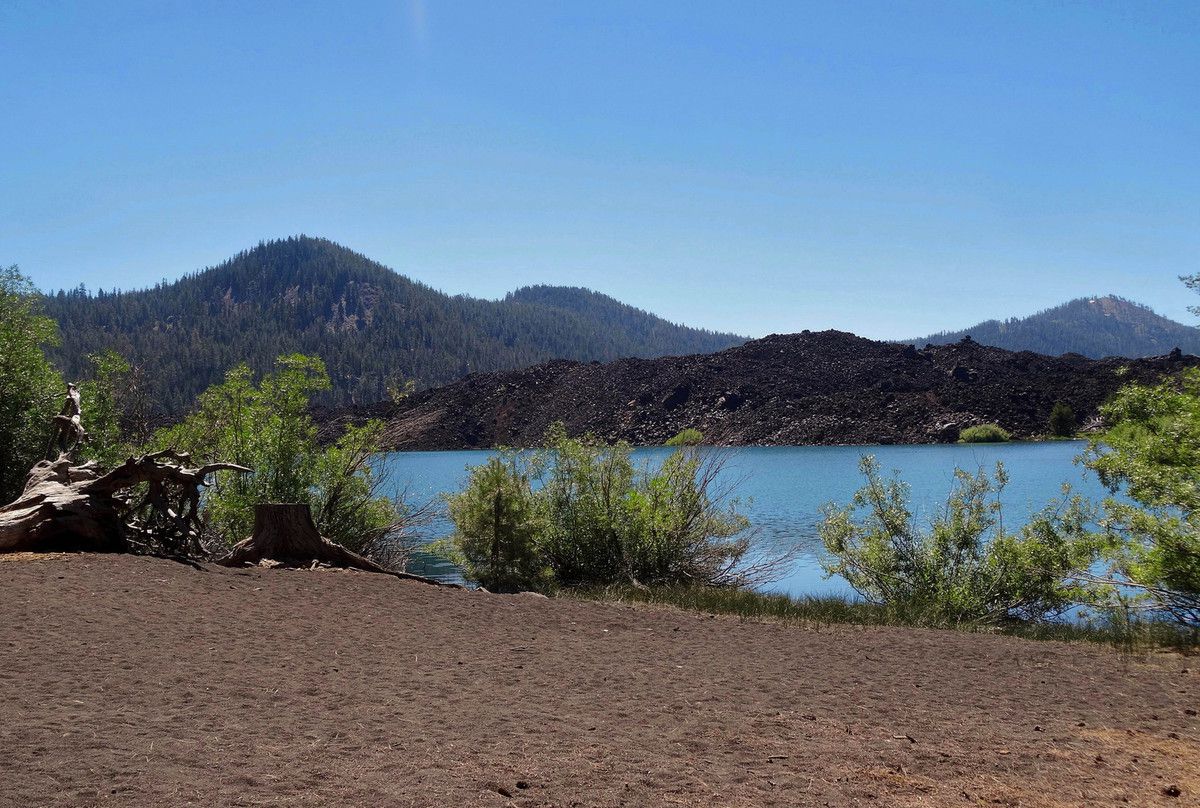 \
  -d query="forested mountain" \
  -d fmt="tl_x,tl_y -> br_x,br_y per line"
504,285 -> 717,349
911,296 -> 1200,358
43,236 -> 744,412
